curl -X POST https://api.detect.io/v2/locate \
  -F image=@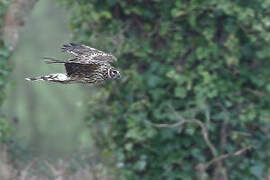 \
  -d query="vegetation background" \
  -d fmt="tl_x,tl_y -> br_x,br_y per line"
0,0 -> 270,179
